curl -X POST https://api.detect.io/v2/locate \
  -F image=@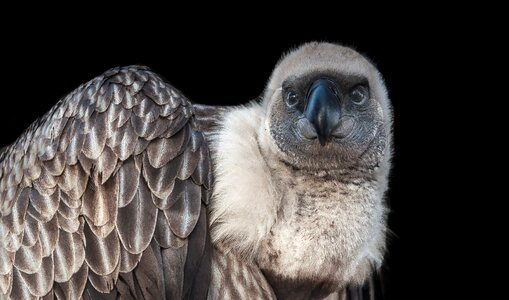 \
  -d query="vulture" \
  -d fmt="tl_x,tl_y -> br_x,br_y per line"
0,42 -> 392,299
